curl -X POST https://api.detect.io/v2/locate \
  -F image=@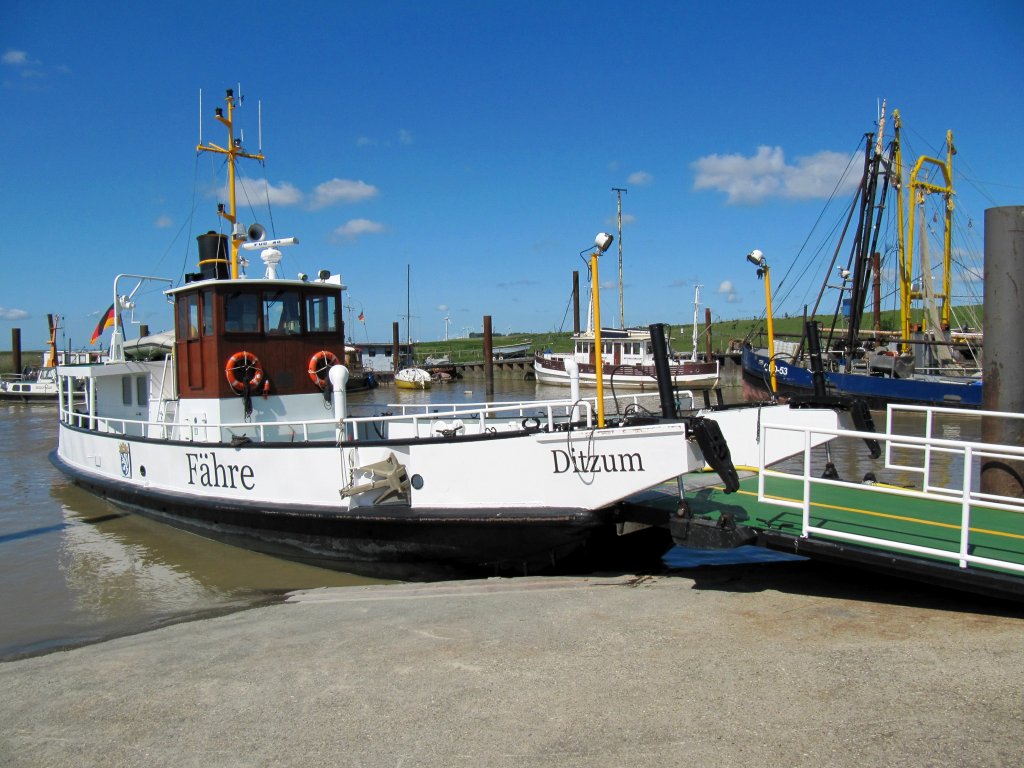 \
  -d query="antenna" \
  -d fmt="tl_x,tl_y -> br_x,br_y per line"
198,88 -> 203,145
612,187 -> 628,328
258,99 -> 263,152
